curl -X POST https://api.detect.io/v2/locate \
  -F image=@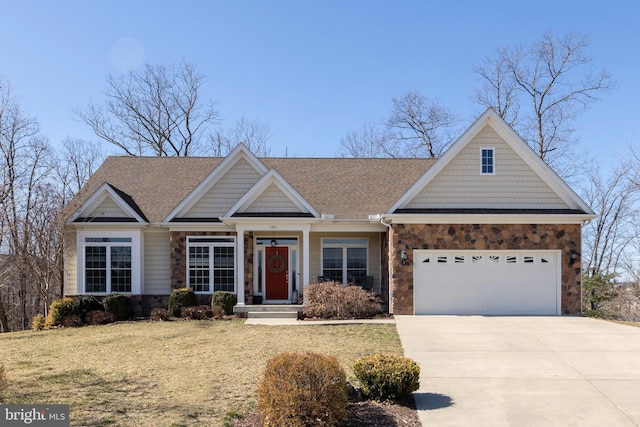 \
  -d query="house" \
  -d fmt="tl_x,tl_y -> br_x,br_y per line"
62,109 -> 595,316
